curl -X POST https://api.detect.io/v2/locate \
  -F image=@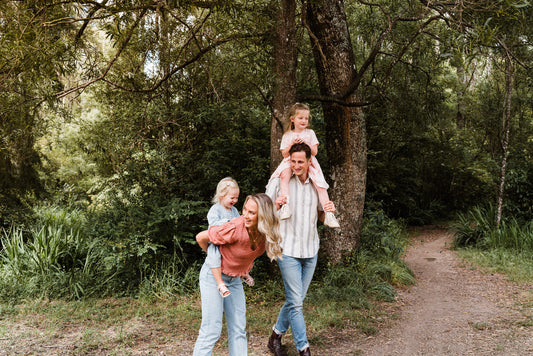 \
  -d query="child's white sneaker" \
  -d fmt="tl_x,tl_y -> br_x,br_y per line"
324,212 -> 340,228
279,202 -> 291,220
